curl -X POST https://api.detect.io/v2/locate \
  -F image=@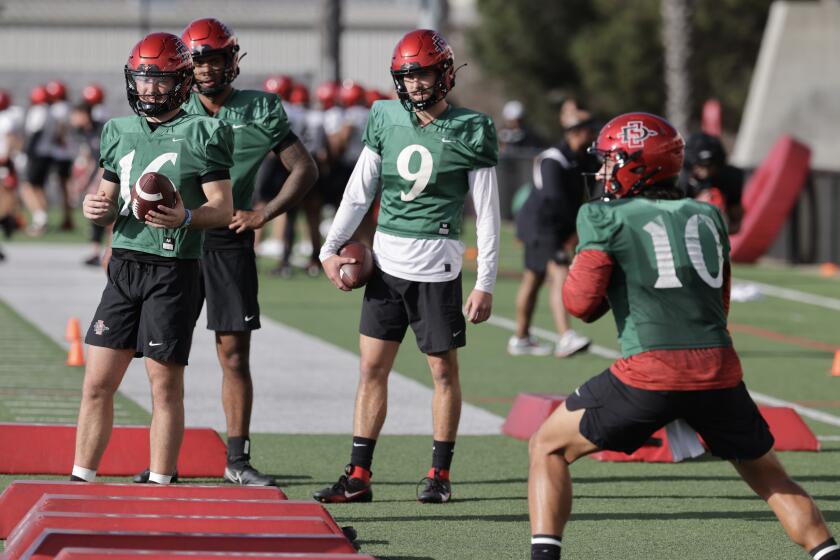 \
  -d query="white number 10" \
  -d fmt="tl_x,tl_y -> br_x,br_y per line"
643,214 -> 723,289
